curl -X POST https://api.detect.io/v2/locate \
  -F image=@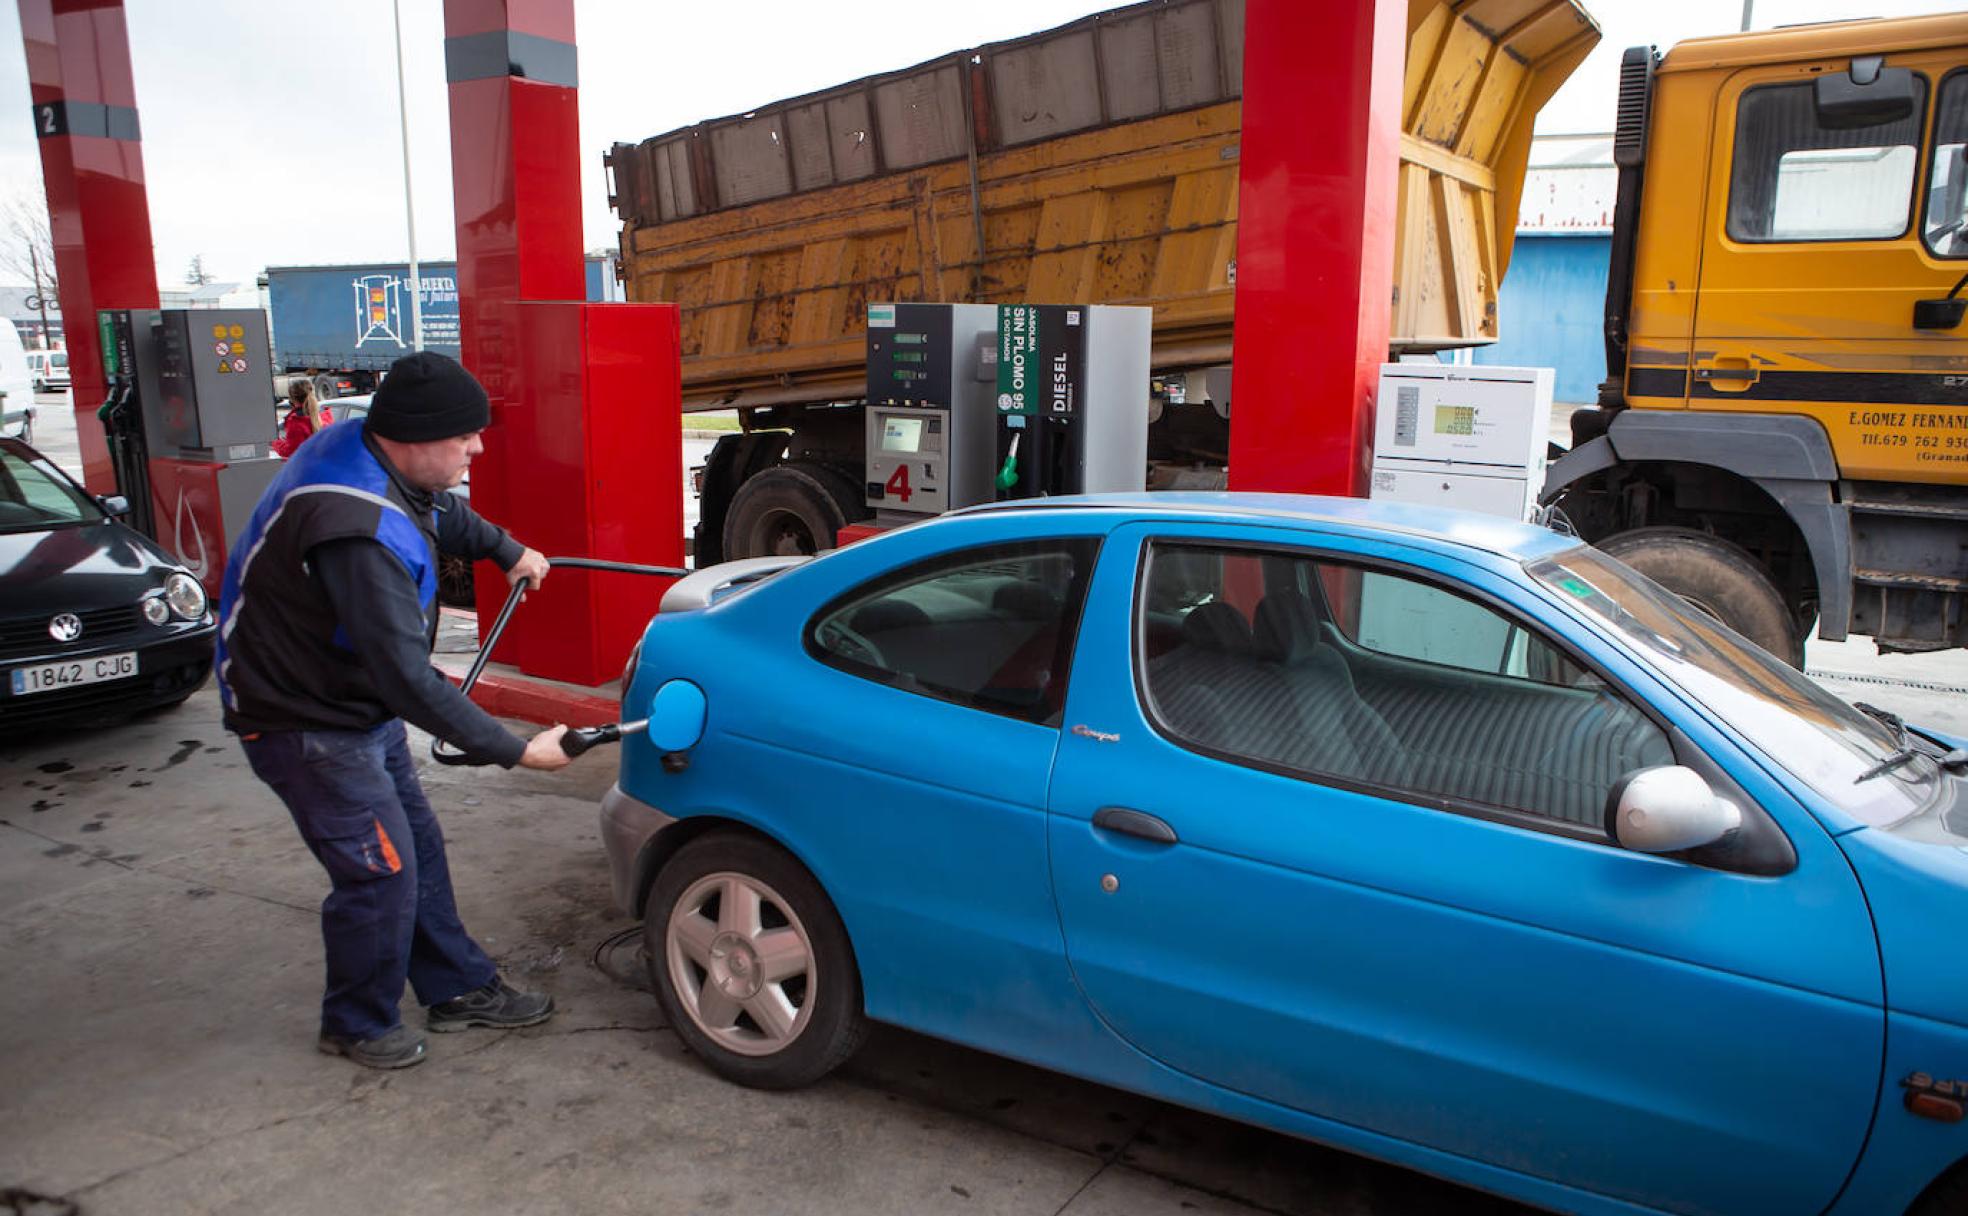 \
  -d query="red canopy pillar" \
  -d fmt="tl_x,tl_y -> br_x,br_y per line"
18,0 -> 161,492
1228,0 -> 1405,497
443,0 -> 680,686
